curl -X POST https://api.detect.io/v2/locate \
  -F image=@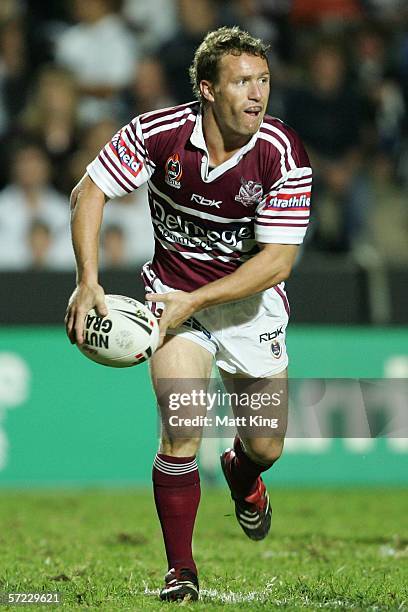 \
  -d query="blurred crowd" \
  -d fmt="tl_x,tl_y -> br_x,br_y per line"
0,0 -> 407,271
